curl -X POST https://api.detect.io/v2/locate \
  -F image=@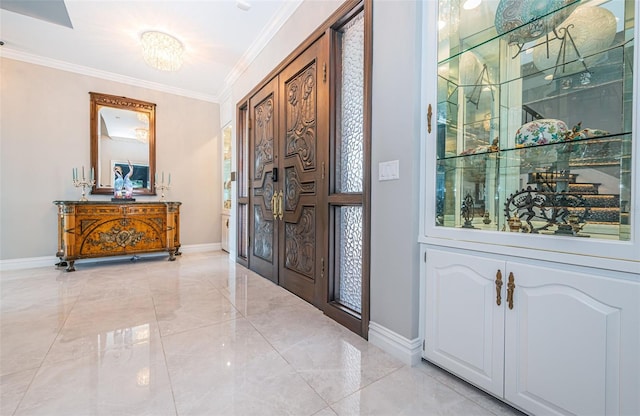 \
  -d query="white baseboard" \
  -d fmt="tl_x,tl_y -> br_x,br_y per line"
0,256 -> 57,271
369,321 -> 423,366
0,243 -> 223,272
179,243 -> 221,253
